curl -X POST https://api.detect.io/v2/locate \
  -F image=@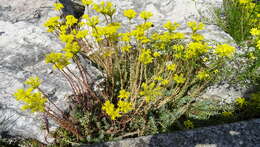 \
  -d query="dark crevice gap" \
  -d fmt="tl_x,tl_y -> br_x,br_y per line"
58,0 -> 85,19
